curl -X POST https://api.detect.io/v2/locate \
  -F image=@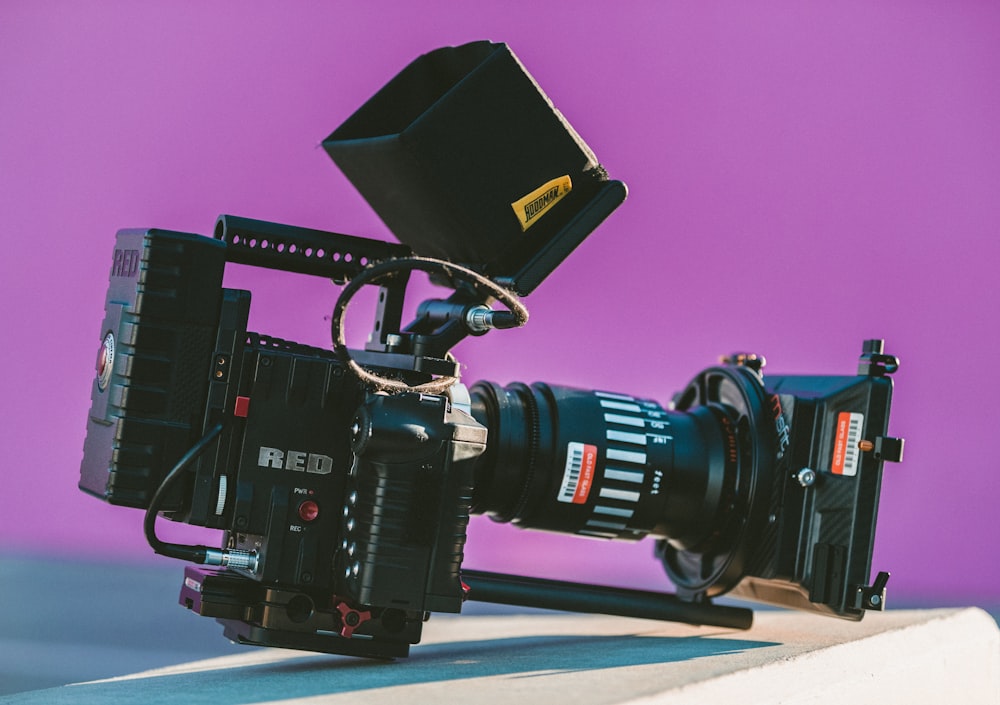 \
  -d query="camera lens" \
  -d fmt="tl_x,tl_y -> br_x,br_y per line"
469,370 -> 774,597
